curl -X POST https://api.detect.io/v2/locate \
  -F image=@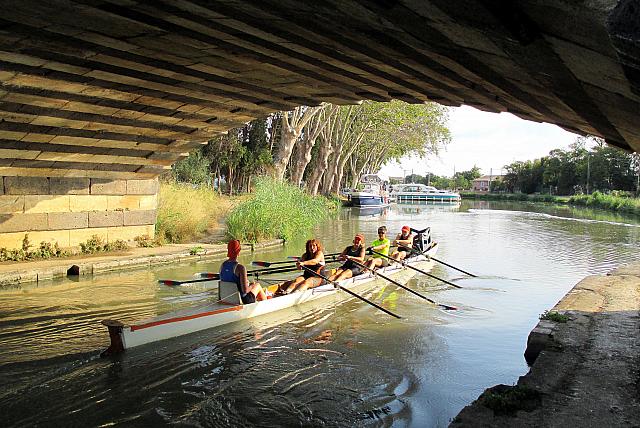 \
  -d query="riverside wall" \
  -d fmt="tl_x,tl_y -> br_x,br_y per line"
450,262 -> 640,426
0,177 -> 158,250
